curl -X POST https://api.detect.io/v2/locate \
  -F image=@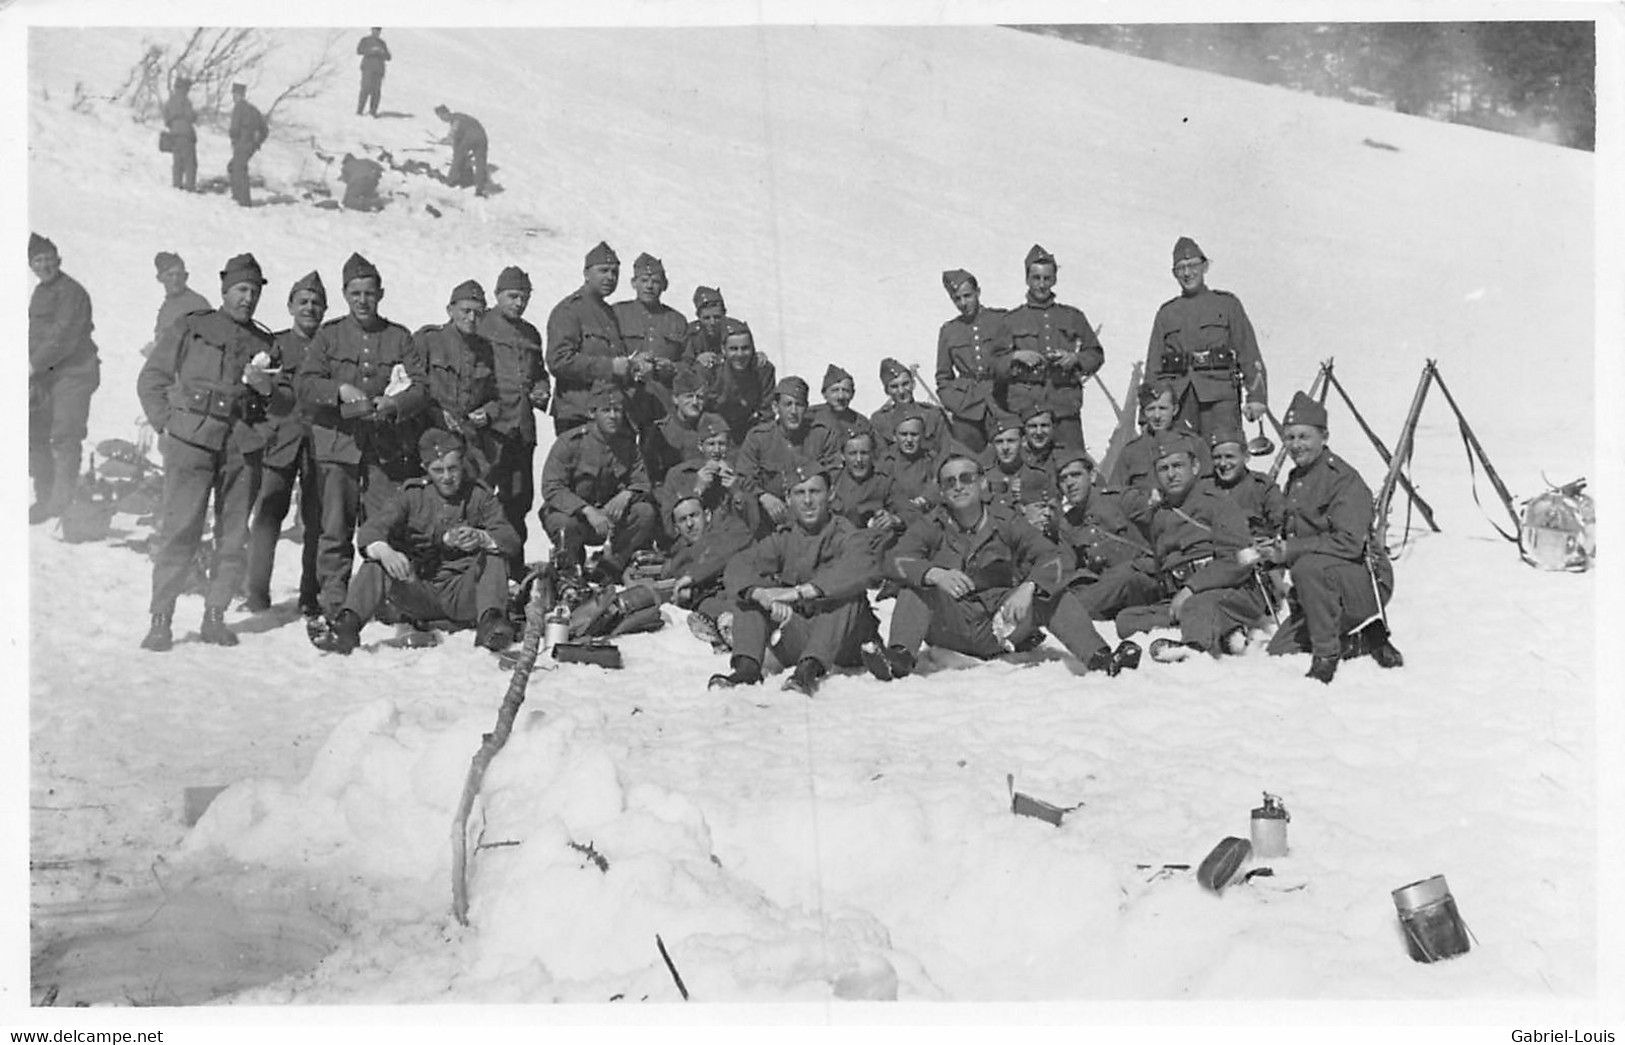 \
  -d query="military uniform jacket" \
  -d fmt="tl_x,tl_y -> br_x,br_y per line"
155,288 -> 210,343
682,316 -> 750,365
357,34 -> 391,75
544,288 -> 628,428
540,423 -> 651,517
476,309 -> 547,443
707,357 -> 778,443
296,313 -> 428,467
878,447 -> 941,515
1145,287 -> 1266,407
890,500 -> 1070,616
1056,487 -> 1152,577
30,273 -> 99,378
613,299 -> 688,368
723,512 -> 877,604
1110,423 -> 1212,494
663,512 -> 755,595
229,99 -> 268,154
869,398 -> 950,457
978,455 -> 1051,512
138,308 -> 277,455
261,327 -> 316,468
807,405 -> 871,443
647,412 -> 708,481
1143,484 -> 1254,594
660,454 -> 748,525
162,92 -> 197,140
1280,449 -> 1375,564
357,475 -> 520,579
1205,470 -> 1287,542
936,306 -> 1013,422
1003,297 -> 1104,418
416,322 -> 499,436
830,467 -> 898,530
448,113 -> 488,150
736,418 -> 841,501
